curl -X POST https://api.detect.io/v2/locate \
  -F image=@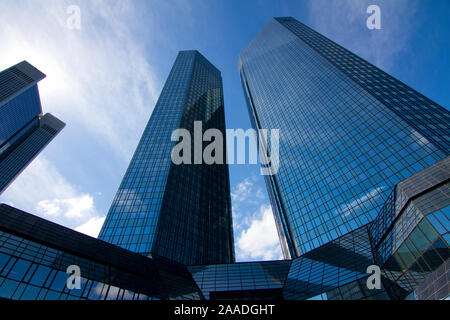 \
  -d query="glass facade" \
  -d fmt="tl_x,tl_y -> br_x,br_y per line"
283,224 -> 390,300
99,51 -> 234,265
0,61 -> 64,195
411,259 -> 449,300
239,17 -> 449,258
0,61 -> 45,105
0,204 -> 289,301
369,156 -> 449,300
0,204 -> 203,300
188,260 -> 291,300
0,113 -> 65,194
0,61 -> 45,147
0,61 -> 45,154
0,85 -> 42,147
